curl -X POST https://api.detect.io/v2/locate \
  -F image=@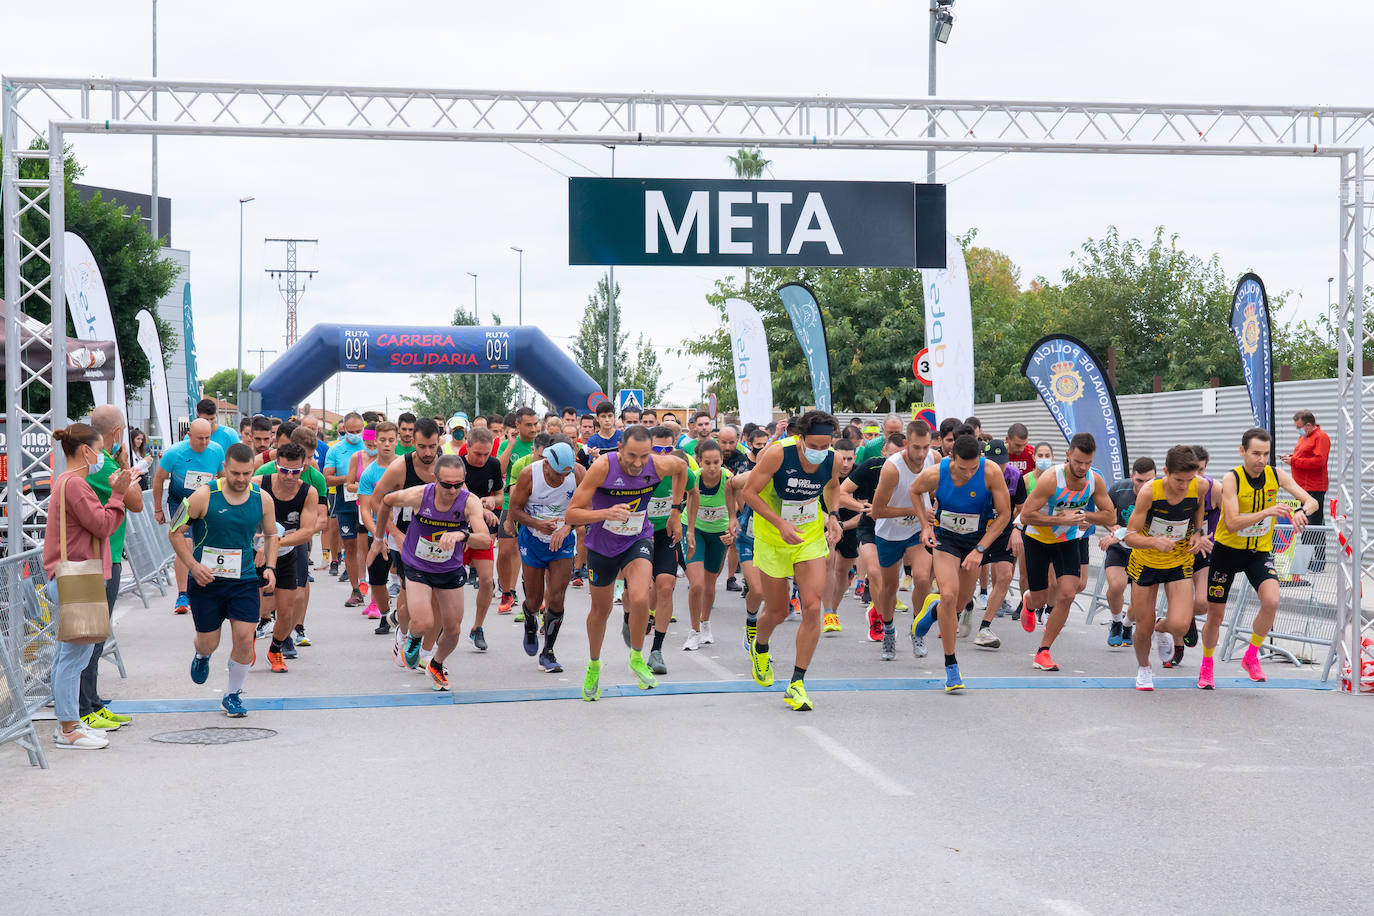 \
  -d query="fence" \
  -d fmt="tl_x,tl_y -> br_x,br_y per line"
0,548 -> 54,768
119,493 -> 177,609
